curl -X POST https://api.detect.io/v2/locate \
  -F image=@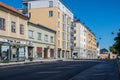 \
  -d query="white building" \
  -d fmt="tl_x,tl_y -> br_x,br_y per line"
73,20 -> 87,59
